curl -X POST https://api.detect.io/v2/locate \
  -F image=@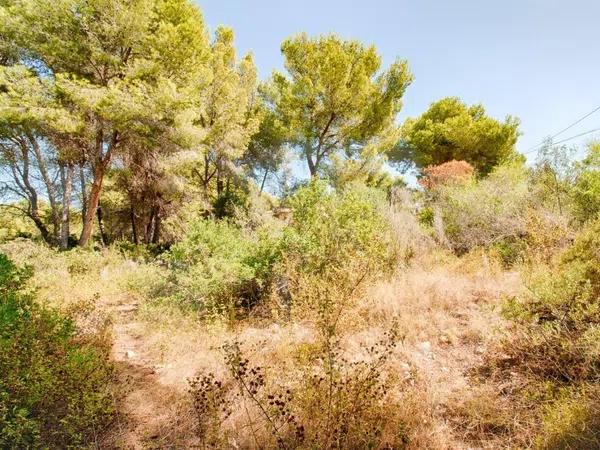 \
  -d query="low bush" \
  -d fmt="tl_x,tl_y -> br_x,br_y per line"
503,219 -> 600,383
571,143 -> 600,224
0,253 -> 115,448
434,162 -> 530,254
536,387 -> 600,450
495,219 -> 600,447
166,218 -> 281,317
278,181 -> 398,317
163,181 -> 398,321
